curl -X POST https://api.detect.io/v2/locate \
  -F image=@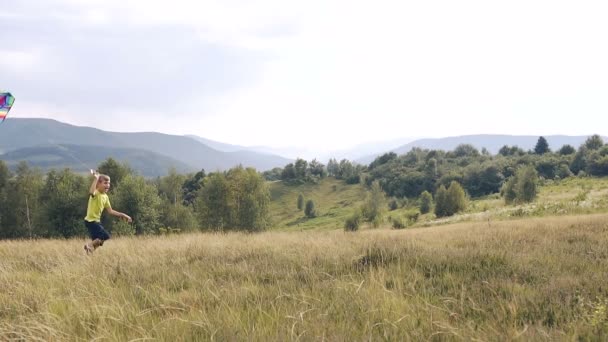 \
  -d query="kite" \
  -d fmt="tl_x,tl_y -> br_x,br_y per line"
0,92 -> 15,123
